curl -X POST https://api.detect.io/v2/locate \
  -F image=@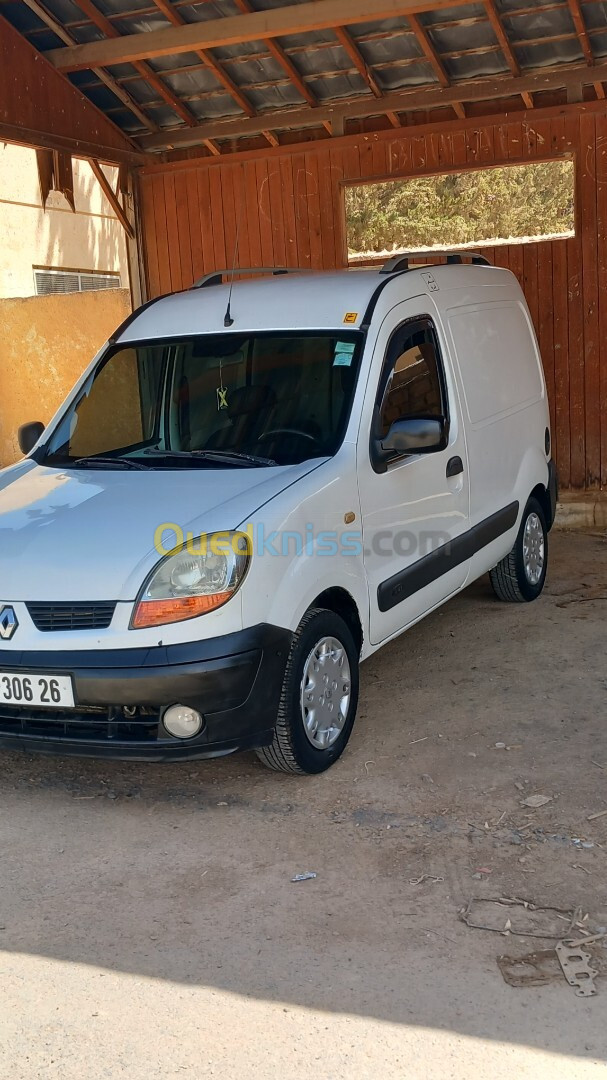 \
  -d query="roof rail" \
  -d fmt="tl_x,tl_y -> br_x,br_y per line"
191,267 -> 307,289
380,251 -> 491,274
